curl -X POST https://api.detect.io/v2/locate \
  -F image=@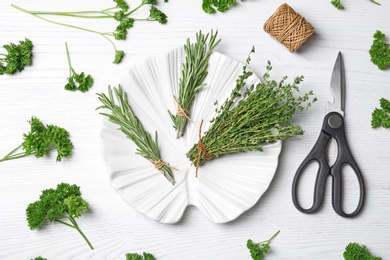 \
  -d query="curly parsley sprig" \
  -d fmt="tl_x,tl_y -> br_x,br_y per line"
371,98 -> 390,128
186,47 -> 316,173
0,38 -> 33,75
26,183 -> 93,250
11,0 -> 167,64
0,116 -> 73,162
247,230 -> 280,260
97,85 -> 177,185
202,0 -> 238,13
168,30 -> 221,138
126,252 -> 156,260
369,30 -> 390,70
331,0 -> 380,9
344,242 -> 382,260
64,43 -> 94,92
